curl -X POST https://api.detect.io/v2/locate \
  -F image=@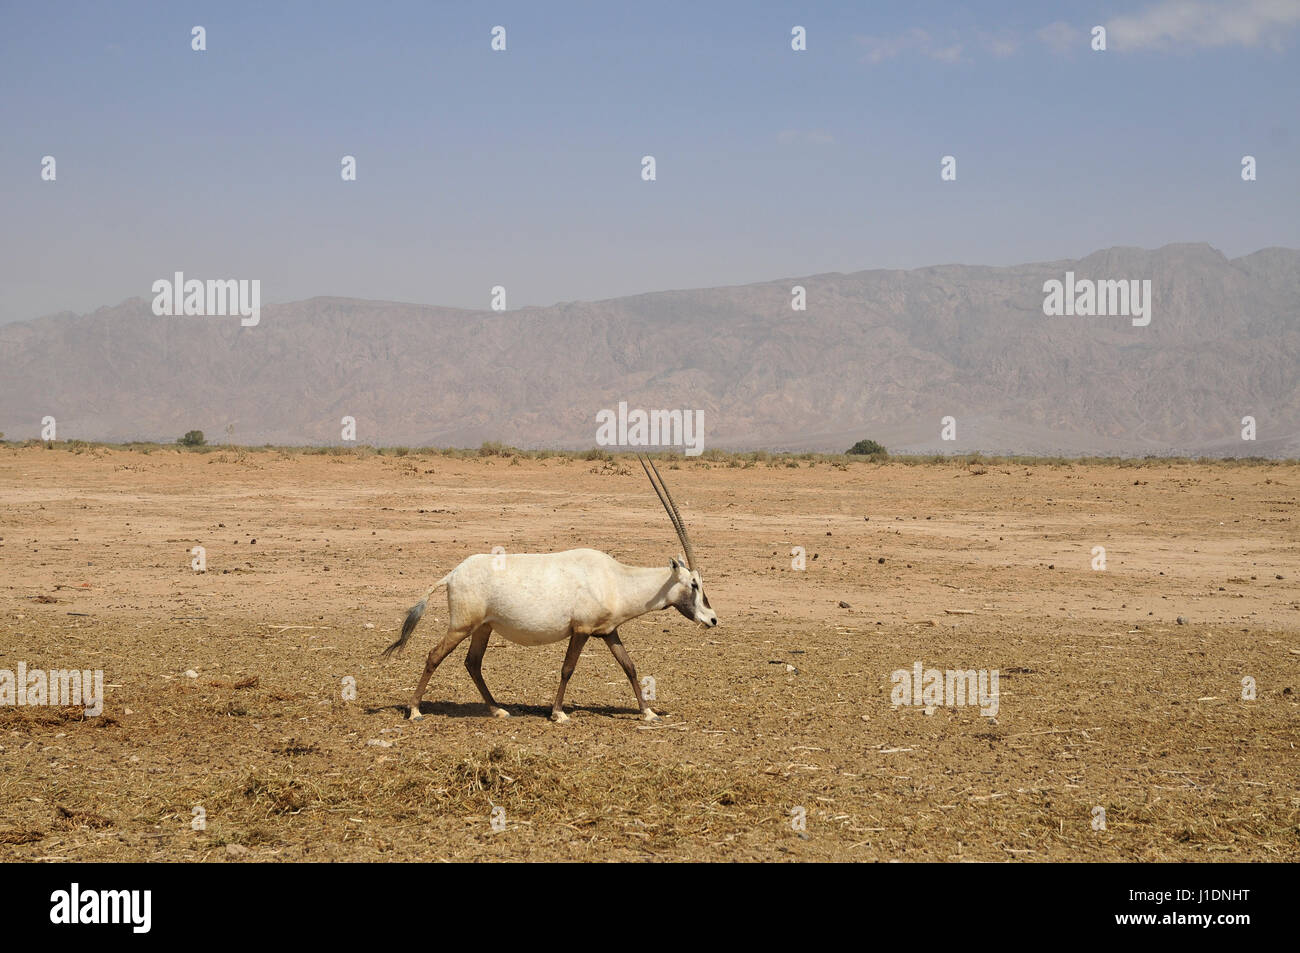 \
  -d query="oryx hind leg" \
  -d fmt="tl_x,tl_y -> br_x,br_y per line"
408,624 -> 474,720
464,623 -> 510,718
551,631 -> 589,723
603,630 -> 658,721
